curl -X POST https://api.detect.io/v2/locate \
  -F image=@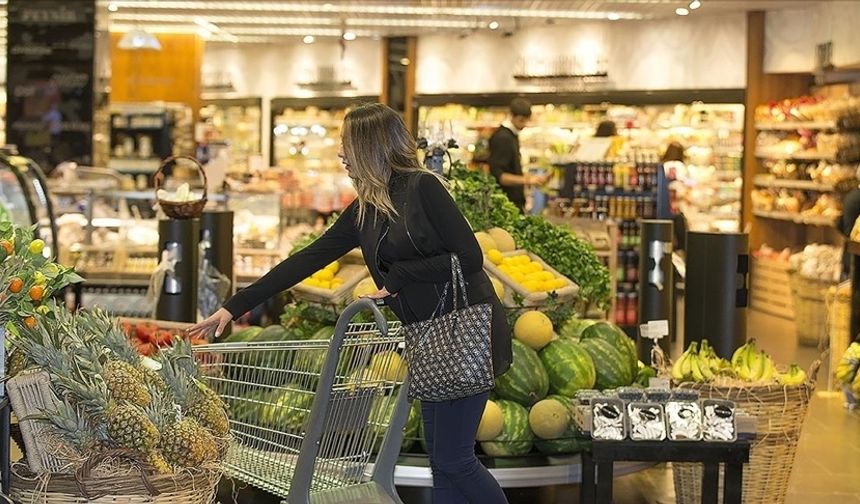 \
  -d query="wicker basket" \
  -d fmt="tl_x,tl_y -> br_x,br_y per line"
6,371 -> 70,474
789,271 -> 836,346
672,362 -> 819,504
153,155 -> 208,220
11,453 -> 220,504
826,282 -> 853,385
